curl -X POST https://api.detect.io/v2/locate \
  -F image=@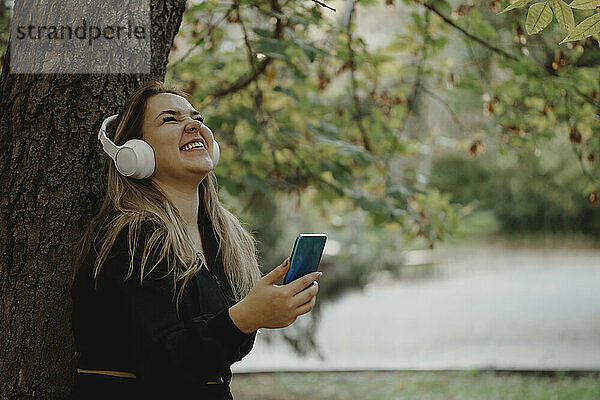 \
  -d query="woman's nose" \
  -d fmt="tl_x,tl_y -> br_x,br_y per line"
184,118 -> 202,133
